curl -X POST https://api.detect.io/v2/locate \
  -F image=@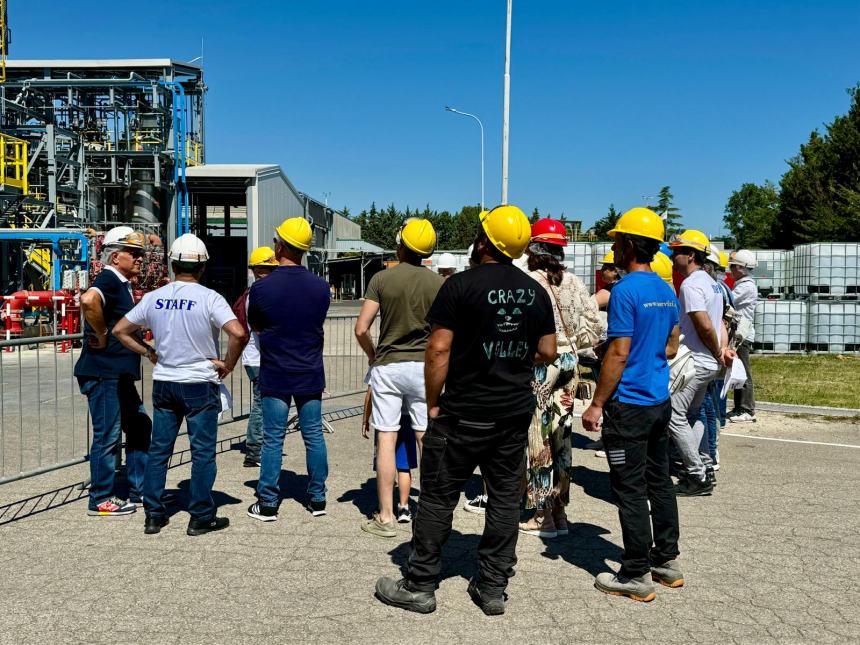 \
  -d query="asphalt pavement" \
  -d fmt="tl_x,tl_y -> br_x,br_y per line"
1,410 -> 858,644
